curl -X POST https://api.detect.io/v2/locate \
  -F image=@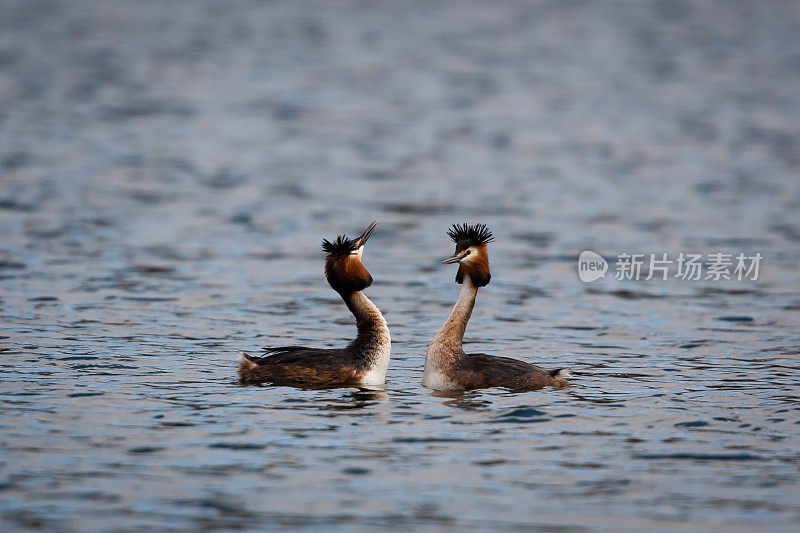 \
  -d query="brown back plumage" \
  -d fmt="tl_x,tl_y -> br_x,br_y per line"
450,353 -> 567,391
238,349 -> 364,387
